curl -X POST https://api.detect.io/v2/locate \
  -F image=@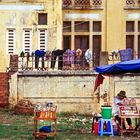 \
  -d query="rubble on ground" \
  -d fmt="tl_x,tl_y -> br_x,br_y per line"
14,99 -> 34,115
